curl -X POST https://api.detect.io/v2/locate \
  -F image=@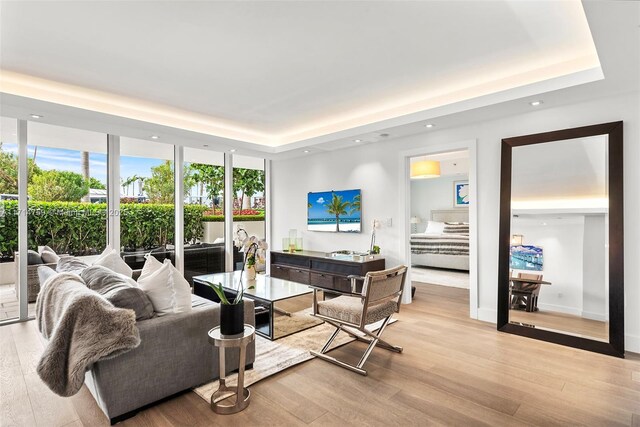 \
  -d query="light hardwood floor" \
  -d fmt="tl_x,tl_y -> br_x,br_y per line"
1,283 -> 639,426
509,308 -> 609,341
